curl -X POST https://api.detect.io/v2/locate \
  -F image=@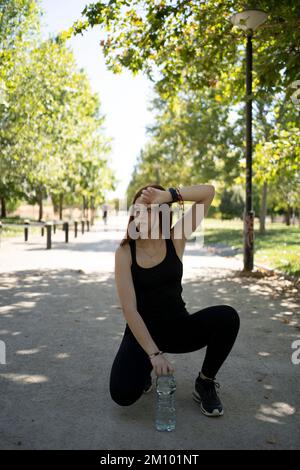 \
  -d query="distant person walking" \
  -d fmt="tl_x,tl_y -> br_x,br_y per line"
102,203 -> 109,225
